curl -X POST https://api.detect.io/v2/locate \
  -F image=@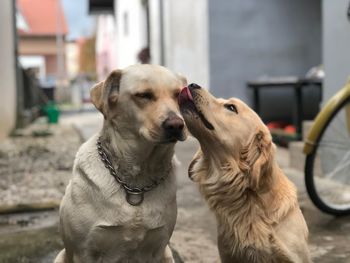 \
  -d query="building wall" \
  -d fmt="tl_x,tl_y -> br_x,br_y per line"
19,36 -> 67,79
0,0 -> 17,140
45,54 -> 57,75
78,37 -> 96,74
209,0 -> 321,121
161,0 -> 209,87
149,0 -> 161,65
19,36 -> 58,54
115,0 -> 147,68
95,15 -> 118,80
322,0 -> 350,101
65,42 -> 79,79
